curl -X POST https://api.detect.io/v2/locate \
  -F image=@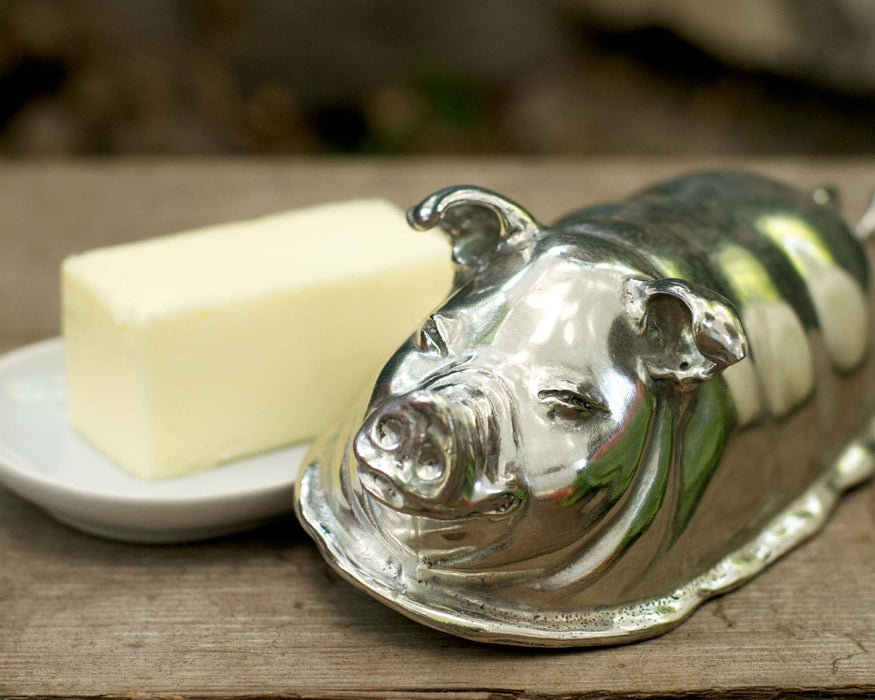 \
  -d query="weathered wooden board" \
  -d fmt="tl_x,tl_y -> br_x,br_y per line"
1,159 -> 874,699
